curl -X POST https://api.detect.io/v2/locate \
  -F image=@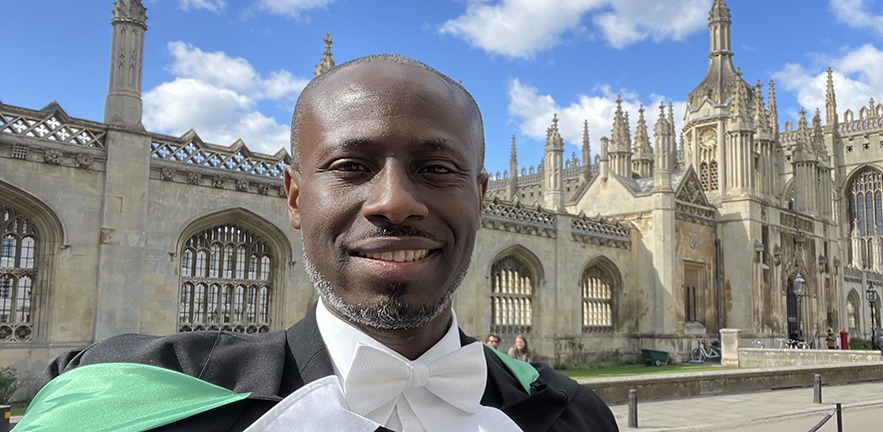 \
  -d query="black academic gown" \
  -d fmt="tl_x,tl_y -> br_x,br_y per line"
36,306 -> 619,432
